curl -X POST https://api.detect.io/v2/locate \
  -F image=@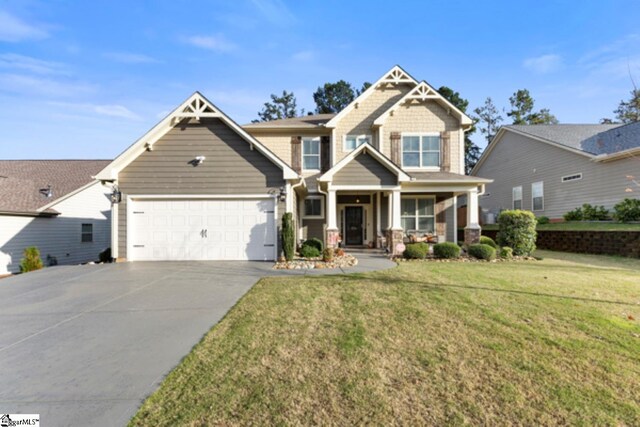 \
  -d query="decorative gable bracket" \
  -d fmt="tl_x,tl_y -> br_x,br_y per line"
379,66 -> 415,85
172,95 -> 221,123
